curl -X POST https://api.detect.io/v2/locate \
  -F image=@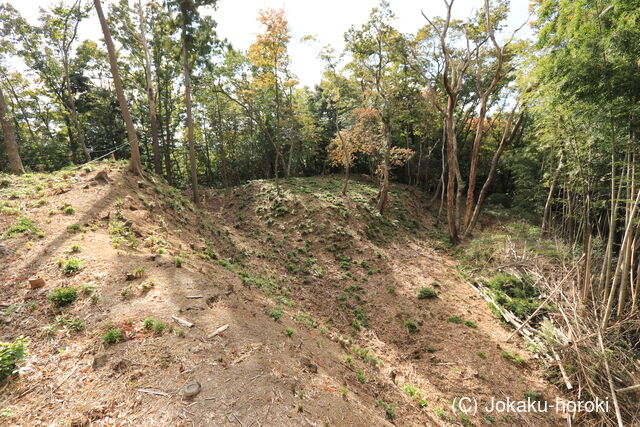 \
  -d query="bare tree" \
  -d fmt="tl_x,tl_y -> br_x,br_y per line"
418,0 -> 527,241
463,0 -> 509,231
421,0 -> 476,243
